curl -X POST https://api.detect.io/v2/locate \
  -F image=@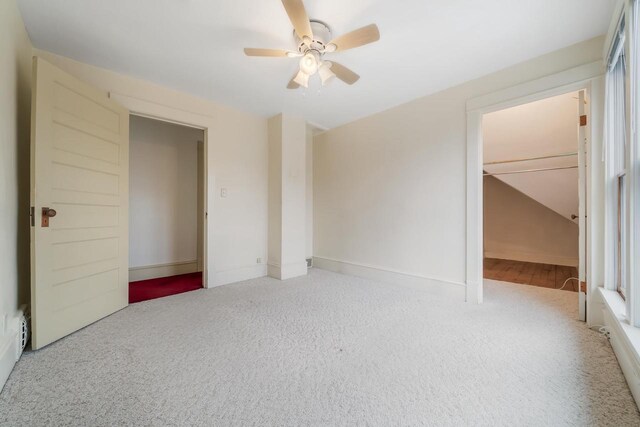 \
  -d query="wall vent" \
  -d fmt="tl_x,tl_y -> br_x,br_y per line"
15,306 -> 29,360
306,258 -> 313,268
